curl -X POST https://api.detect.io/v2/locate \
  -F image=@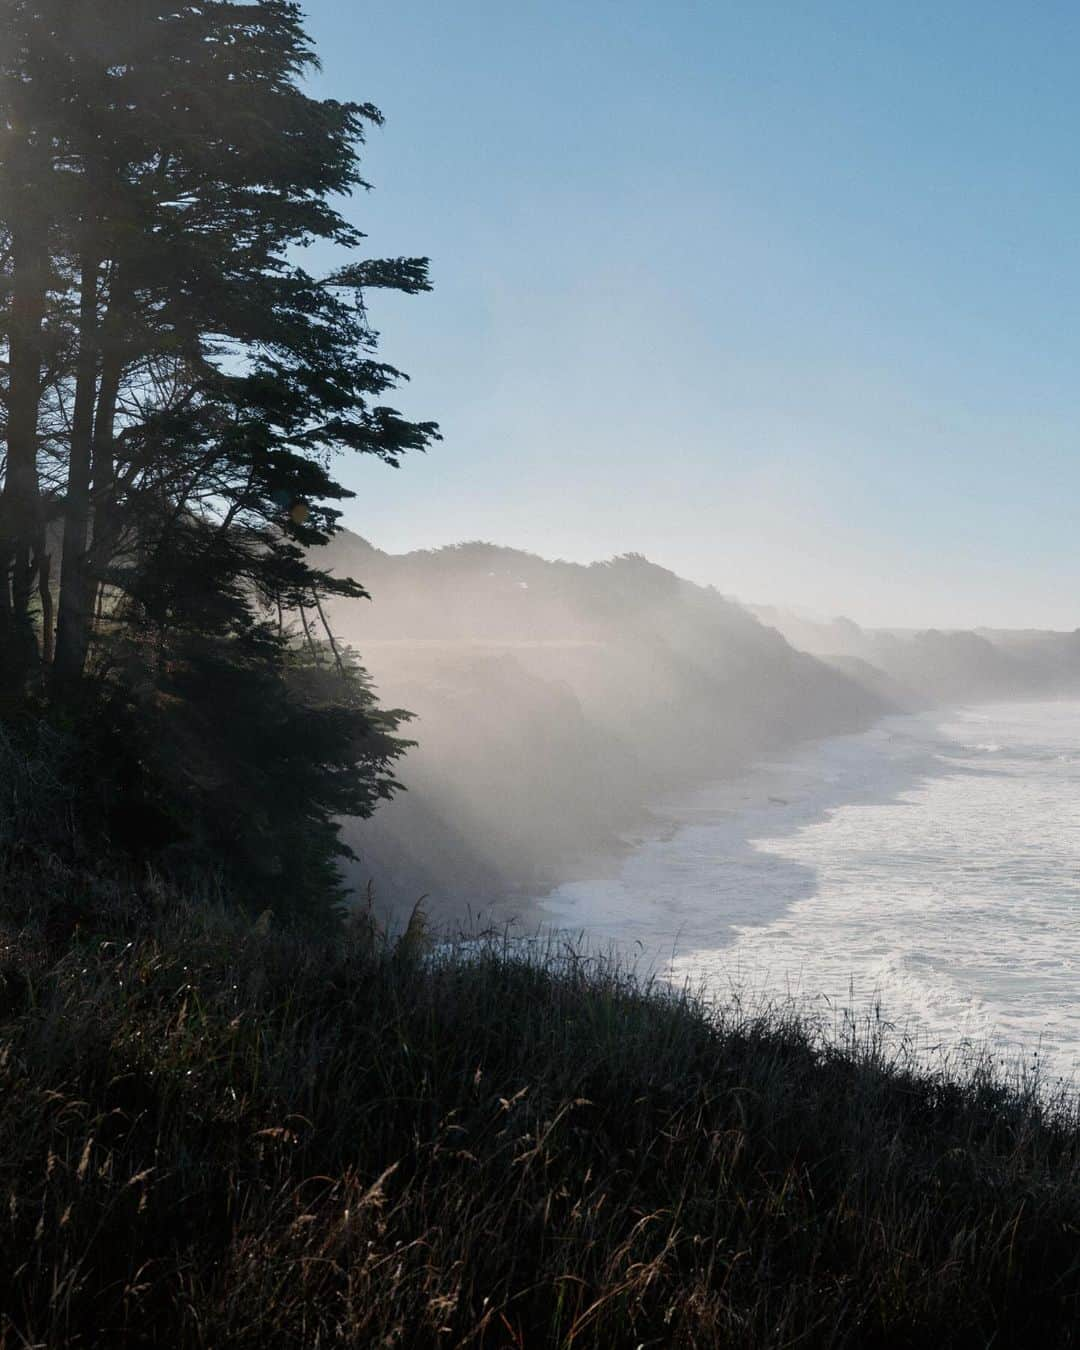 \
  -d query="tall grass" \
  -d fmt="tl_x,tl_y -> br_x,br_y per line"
1,869 -> 1080,1347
